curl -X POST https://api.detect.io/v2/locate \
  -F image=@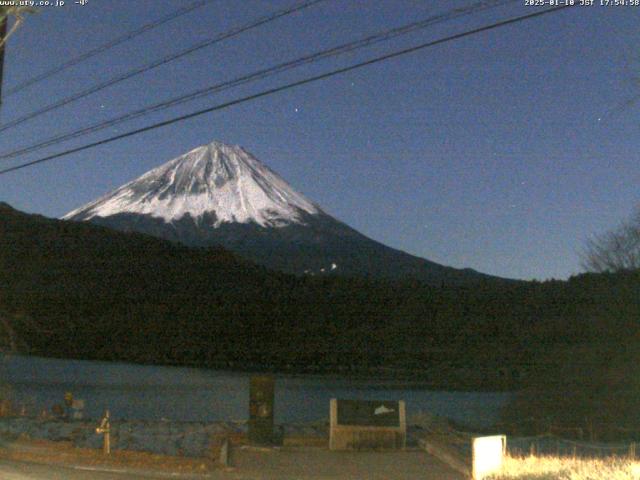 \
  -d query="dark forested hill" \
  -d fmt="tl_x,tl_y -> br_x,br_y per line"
1,203 -> 639,393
